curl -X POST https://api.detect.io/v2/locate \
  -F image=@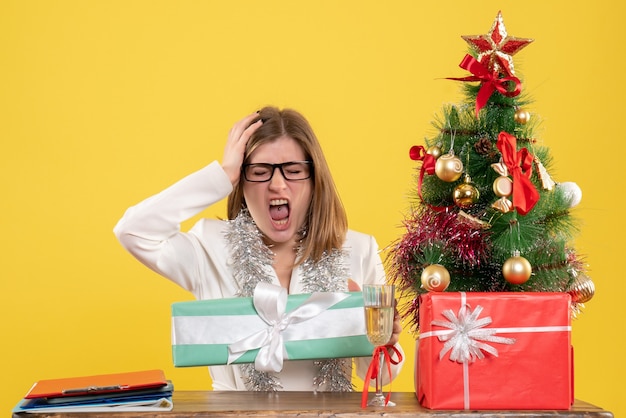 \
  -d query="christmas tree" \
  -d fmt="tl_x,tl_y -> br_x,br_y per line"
388,11 -> 595,331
